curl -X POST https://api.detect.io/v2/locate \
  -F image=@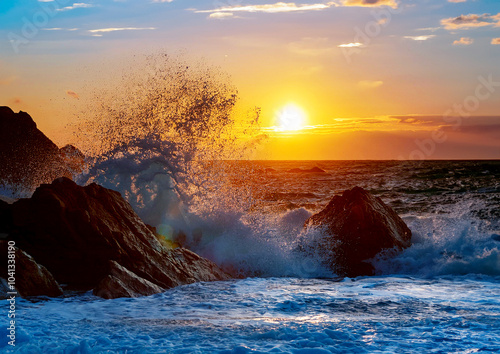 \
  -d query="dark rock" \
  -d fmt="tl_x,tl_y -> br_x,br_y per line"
93,248 -> 230,299
8,177 -> 229,296
304,187 -> 412,277
0,107 -> 76,191
0,200 -> 12,236
0,241 -> 63,298
93,261 -> 164,299
168,247 -> 233,282
287,167 -> 326,173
